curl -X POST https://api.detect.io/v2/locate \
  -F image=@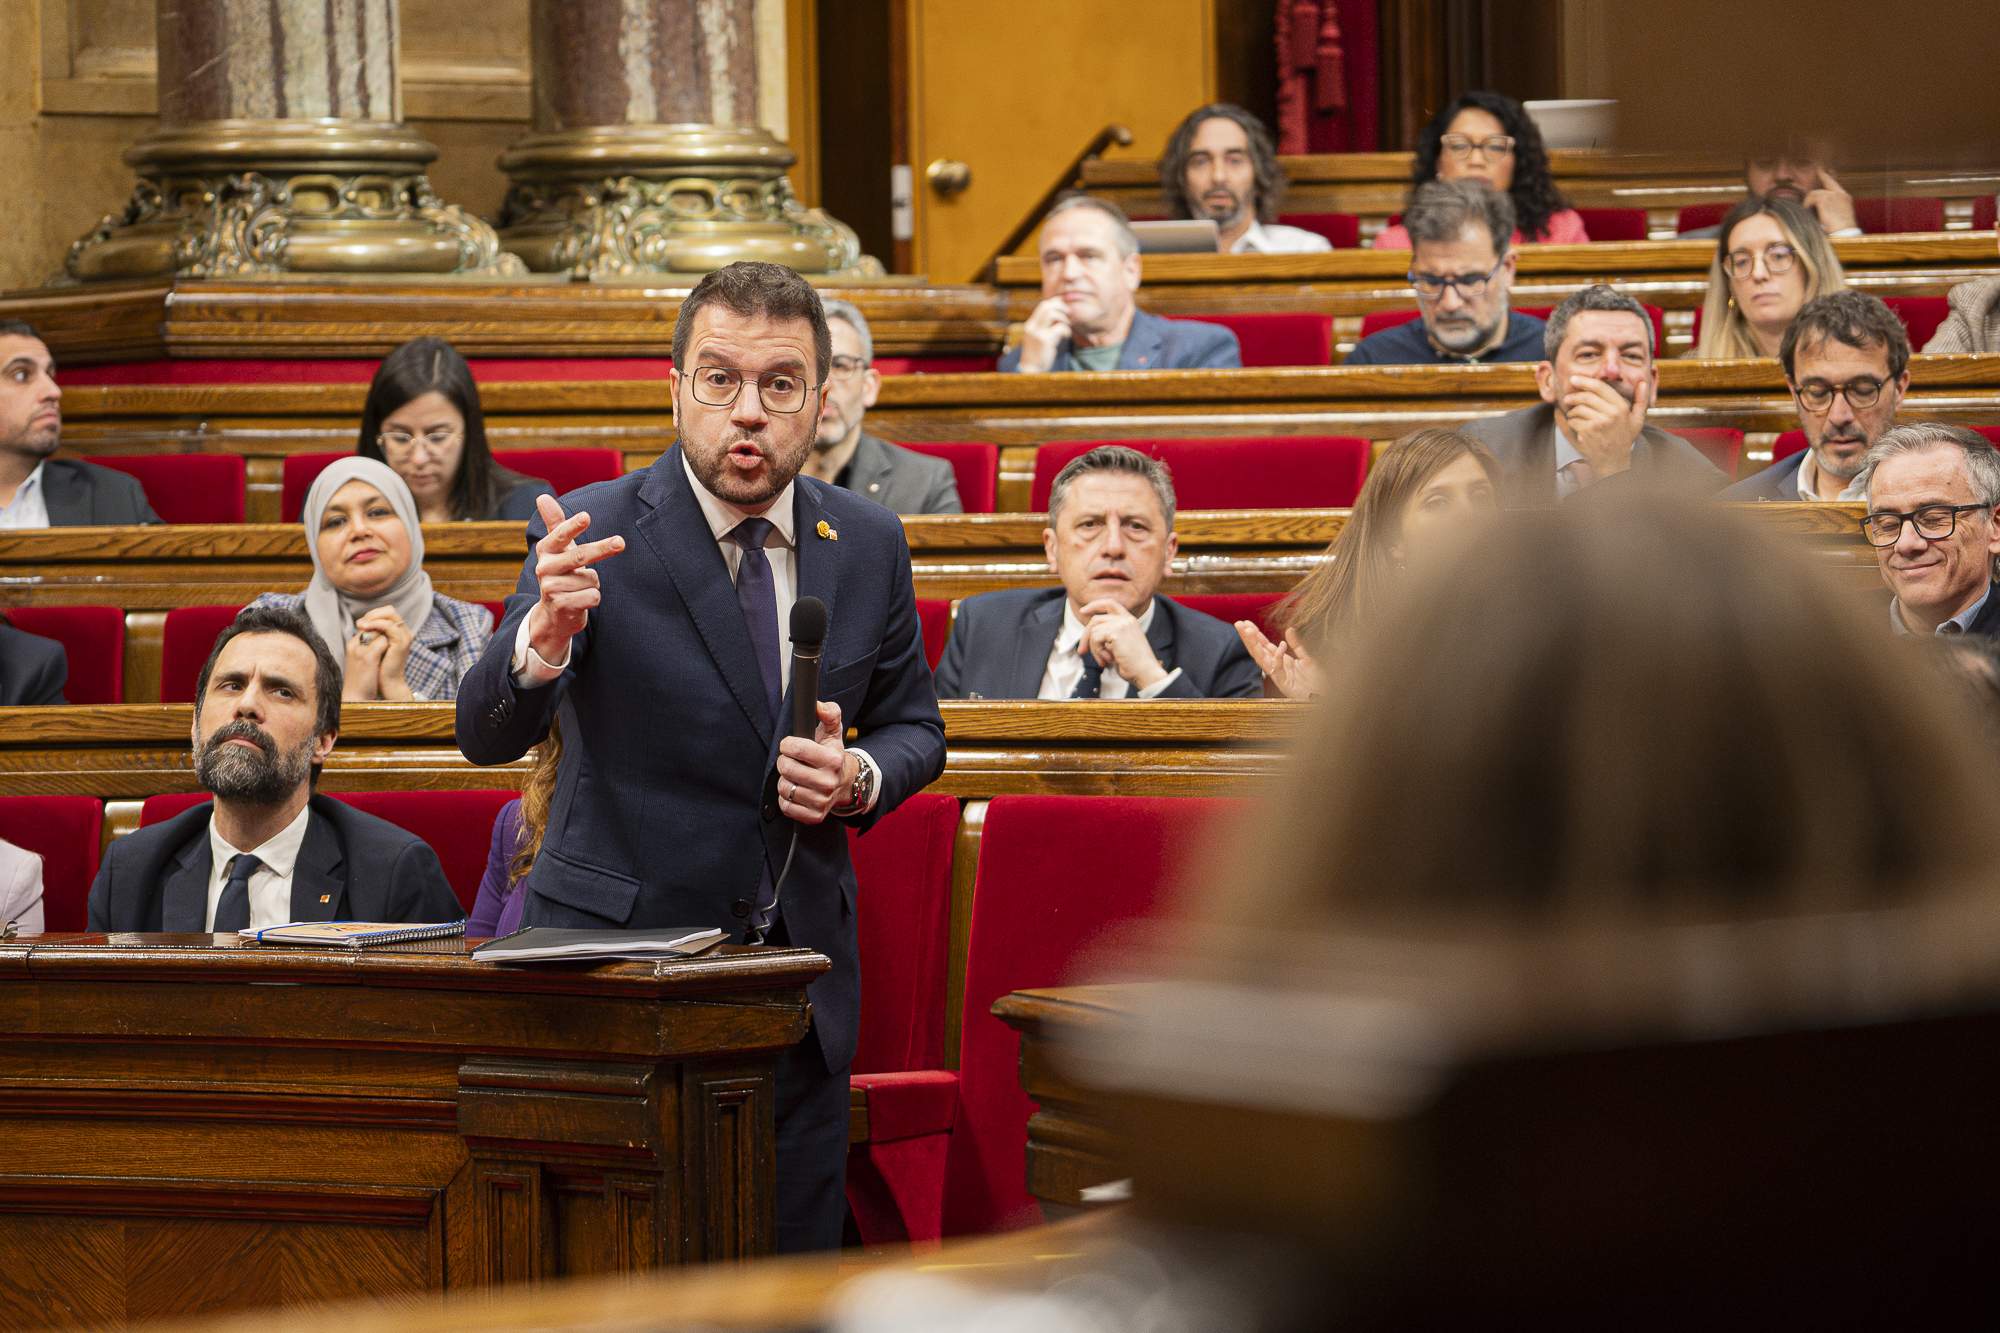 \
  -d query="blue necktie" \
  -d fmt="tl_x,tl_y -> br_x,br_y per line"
1071,651 -> 1106,699
212,852 -> 263,932
728,517 -> 782,724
